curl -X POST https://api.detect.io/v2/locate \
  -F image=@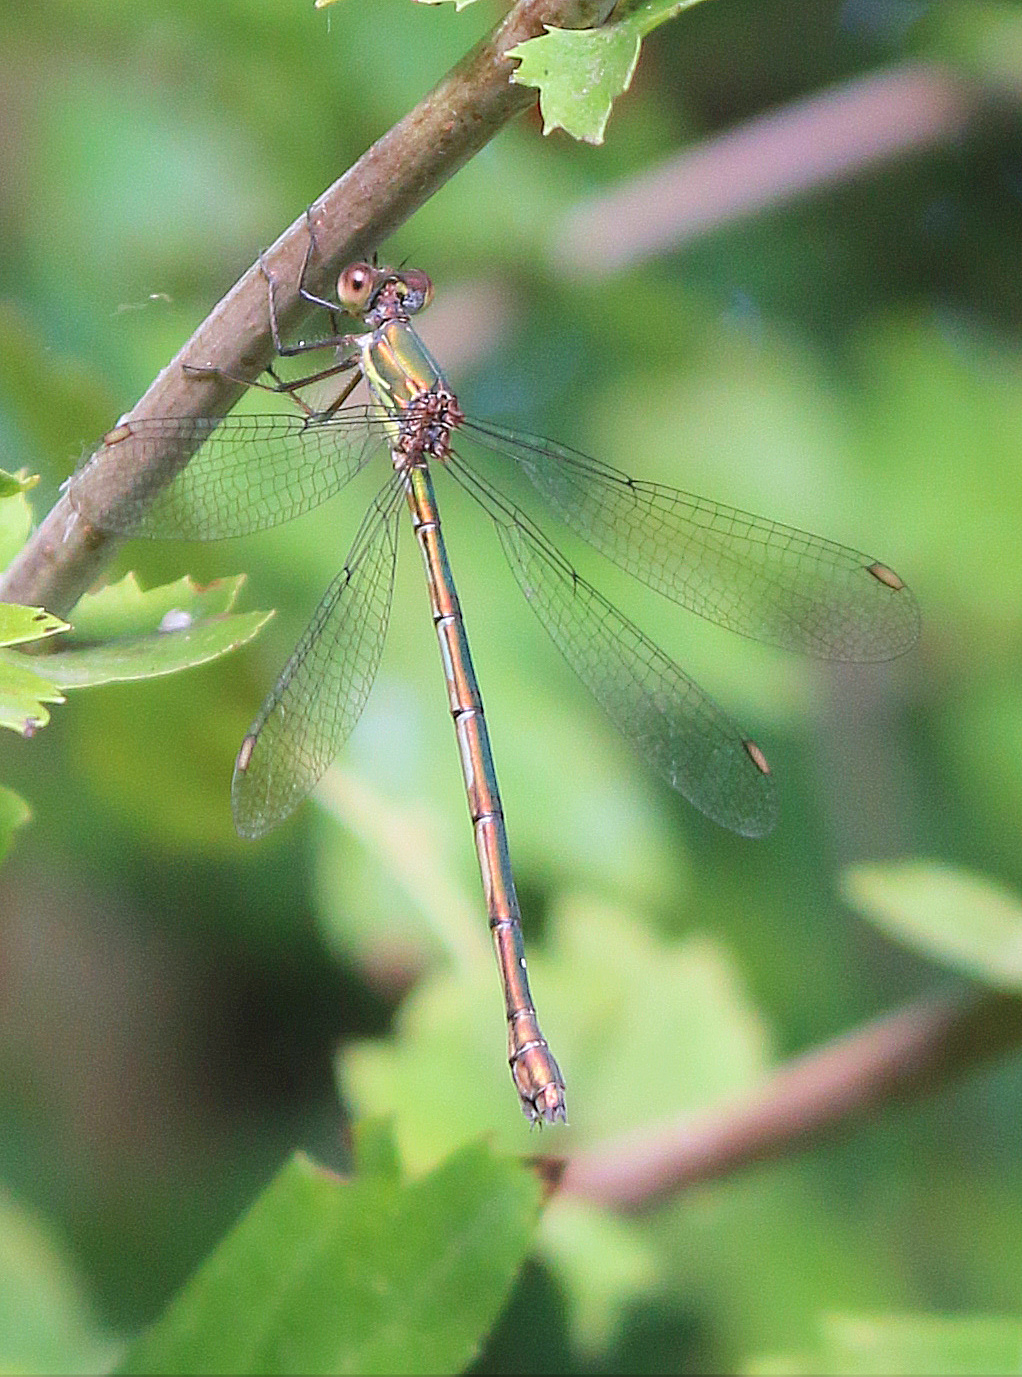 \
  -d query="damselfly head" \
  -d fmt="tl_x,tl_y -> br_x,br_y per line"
336,262 -> 434,324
